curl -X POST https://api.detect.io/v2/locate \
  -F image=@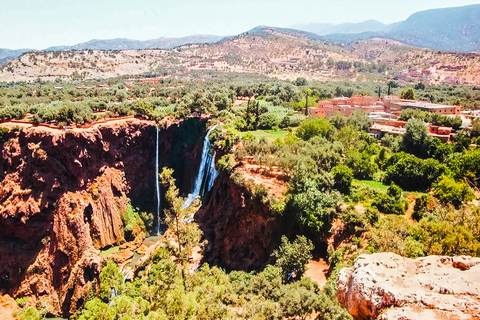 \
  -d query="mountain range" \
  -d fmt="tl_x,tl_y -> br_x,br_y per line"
0,4 -> 480,67
44,35 -> 224,51
311,4 -> 480,52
